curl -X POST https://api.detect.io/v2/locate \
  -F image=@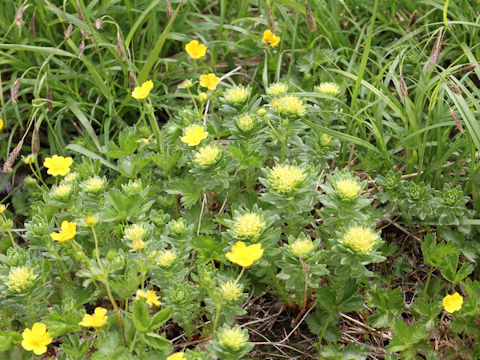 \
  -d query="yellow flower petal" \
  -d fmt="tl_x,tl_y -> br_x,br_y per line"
262,30 -> 280,47
132,80 -> 153,99
185,40 -> 207,59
